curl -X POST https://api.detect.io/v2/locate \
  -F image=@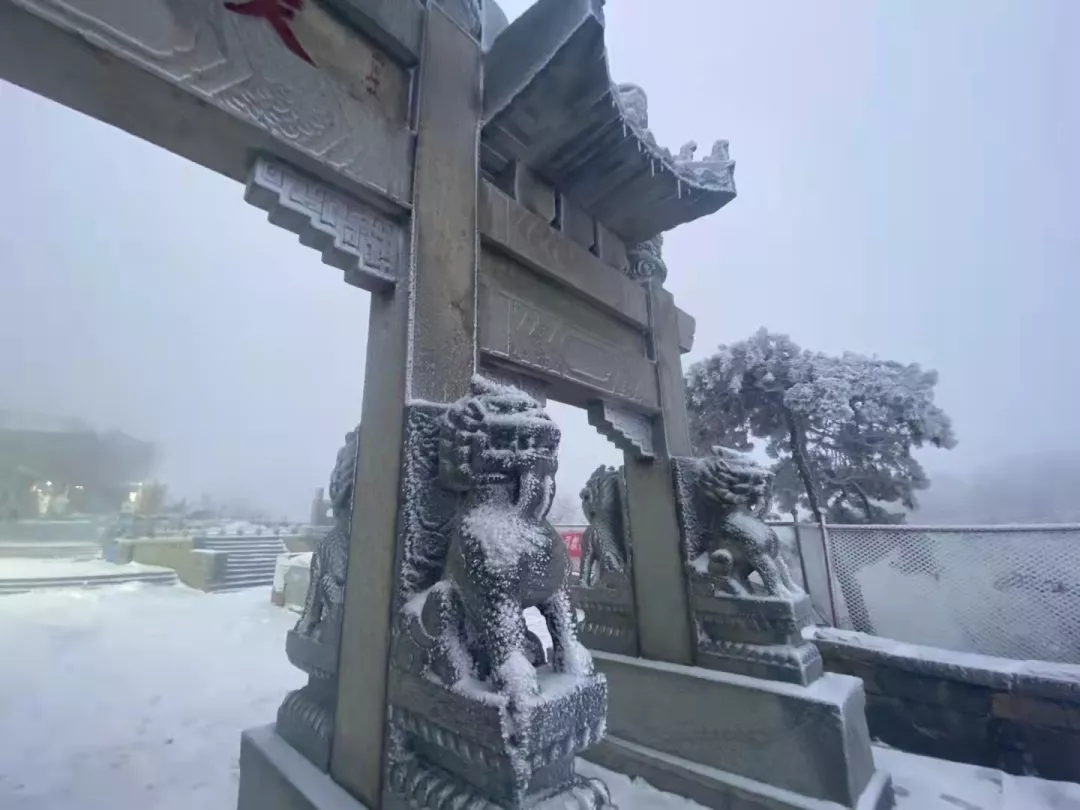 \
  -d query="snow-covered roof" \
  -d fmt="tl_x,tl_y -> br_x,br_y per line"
480,0 -> 736,244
